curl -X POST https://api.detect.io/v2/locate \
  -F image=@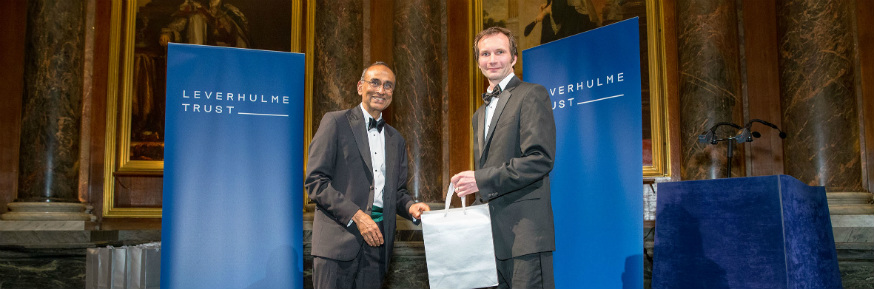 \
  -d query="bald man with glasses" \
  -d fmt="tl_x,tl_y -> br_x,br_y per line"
306,62 -> 430,289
